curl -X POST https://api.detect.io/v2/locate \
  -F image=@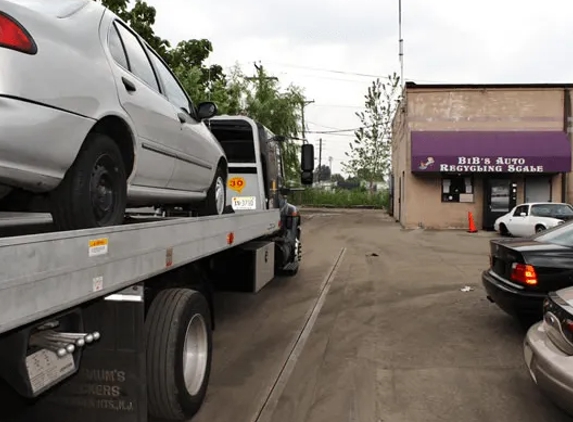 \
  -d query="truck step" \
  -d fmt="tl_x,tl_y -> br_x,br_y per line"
29,330 -> 100,357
